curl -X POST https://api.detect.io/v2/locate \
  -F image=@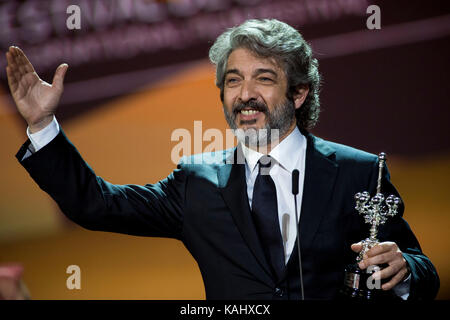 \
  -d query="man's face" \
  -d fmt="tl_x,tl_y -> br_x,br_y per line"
222,48 -> 297,146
